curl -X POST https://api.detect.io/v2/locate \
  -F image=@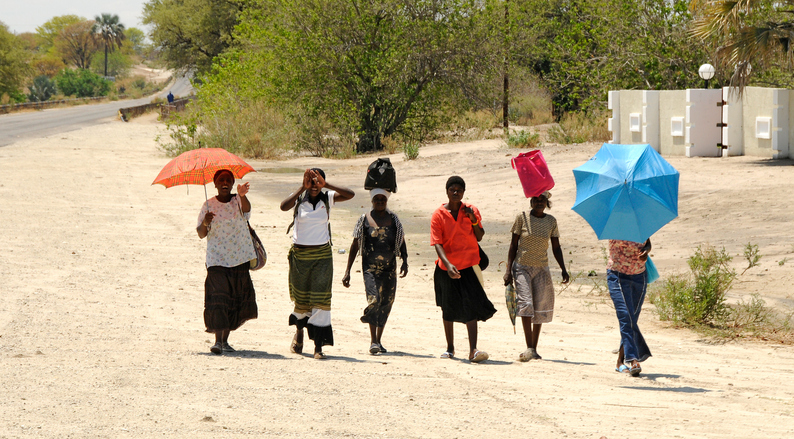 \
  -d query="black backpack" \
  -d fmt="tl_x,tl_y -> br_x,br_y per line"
364,158 -> 397,193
